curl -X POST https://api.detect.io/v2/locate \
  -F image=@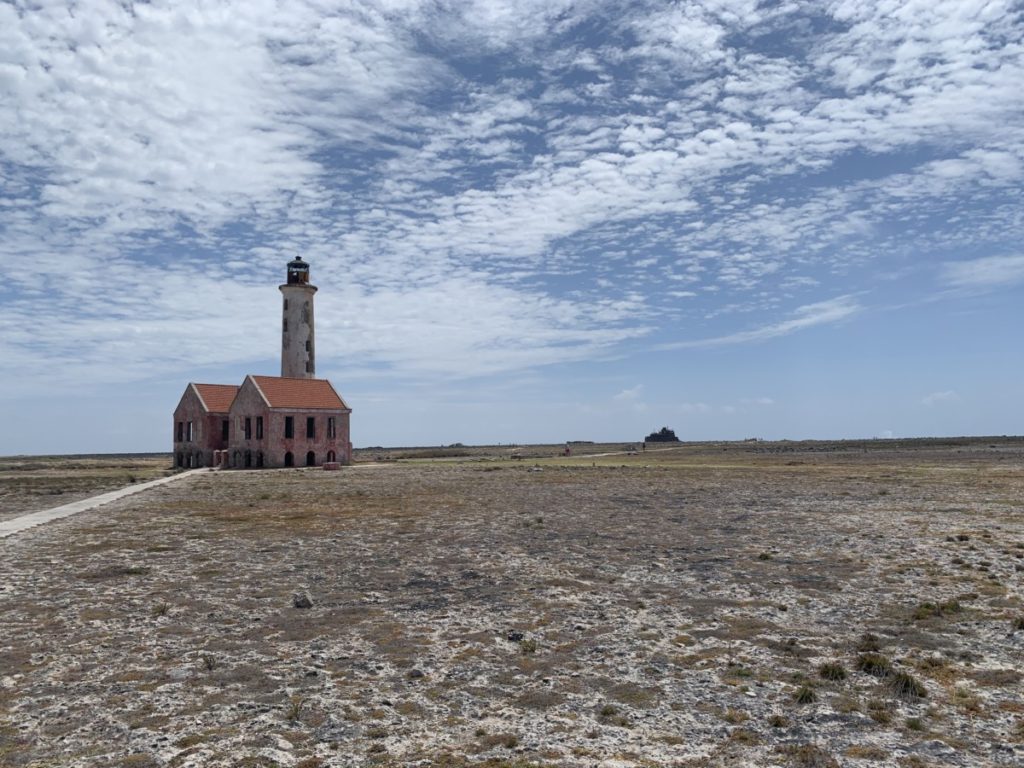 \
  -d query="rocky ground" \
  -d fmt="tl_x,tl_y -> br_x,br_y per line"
1,440 -> 1023,767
